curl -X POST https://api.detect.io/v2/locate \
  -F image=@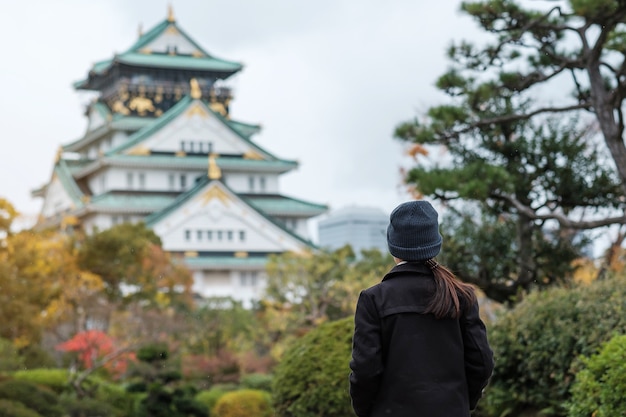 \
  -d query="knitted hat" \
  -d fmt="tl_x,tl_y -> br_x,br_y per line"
387,200 -> 442,261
